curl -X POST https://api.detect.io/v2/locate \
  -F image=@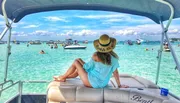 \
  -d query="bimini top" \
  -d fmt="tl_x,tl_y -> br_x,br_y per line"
0,0 -> 180,23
